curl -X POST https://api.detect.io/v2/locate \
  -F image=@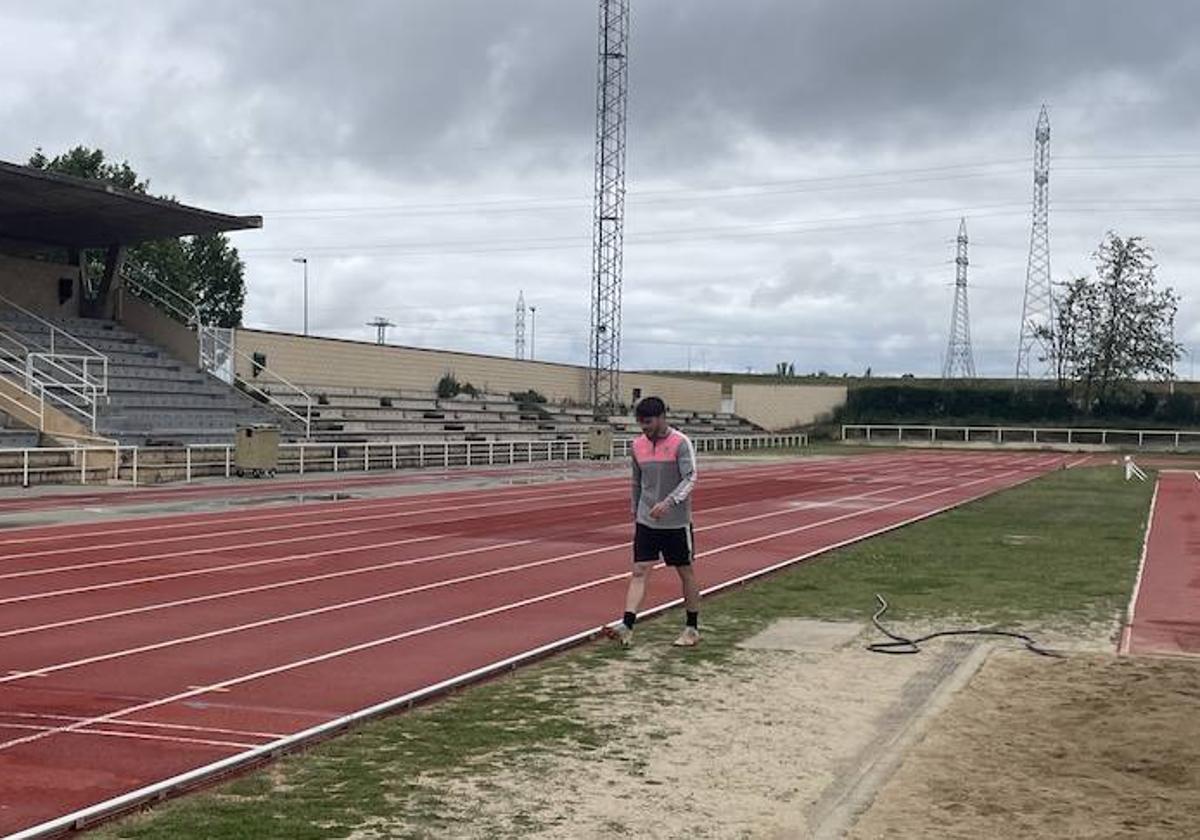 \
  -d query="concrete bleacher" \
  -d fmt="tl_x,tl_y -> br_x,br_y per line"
0,309 -> 285,446
259,385 -> 762,444
260,386 -> 581,443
